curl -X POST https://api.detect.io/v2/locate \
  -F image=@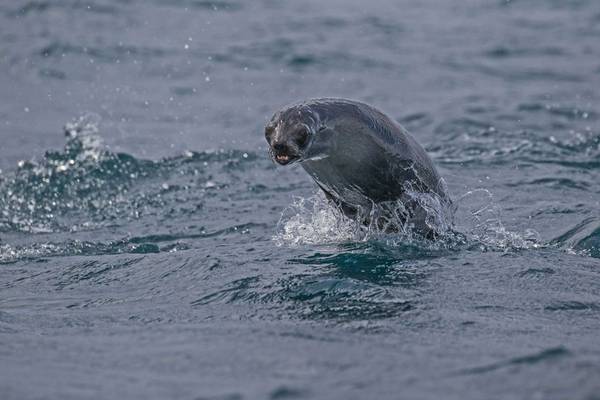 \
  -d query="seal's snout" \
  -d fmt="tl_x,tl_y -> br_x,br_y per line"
265,123 -> 307,165
273,142 -> 287,152
271,141 -> 296,165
